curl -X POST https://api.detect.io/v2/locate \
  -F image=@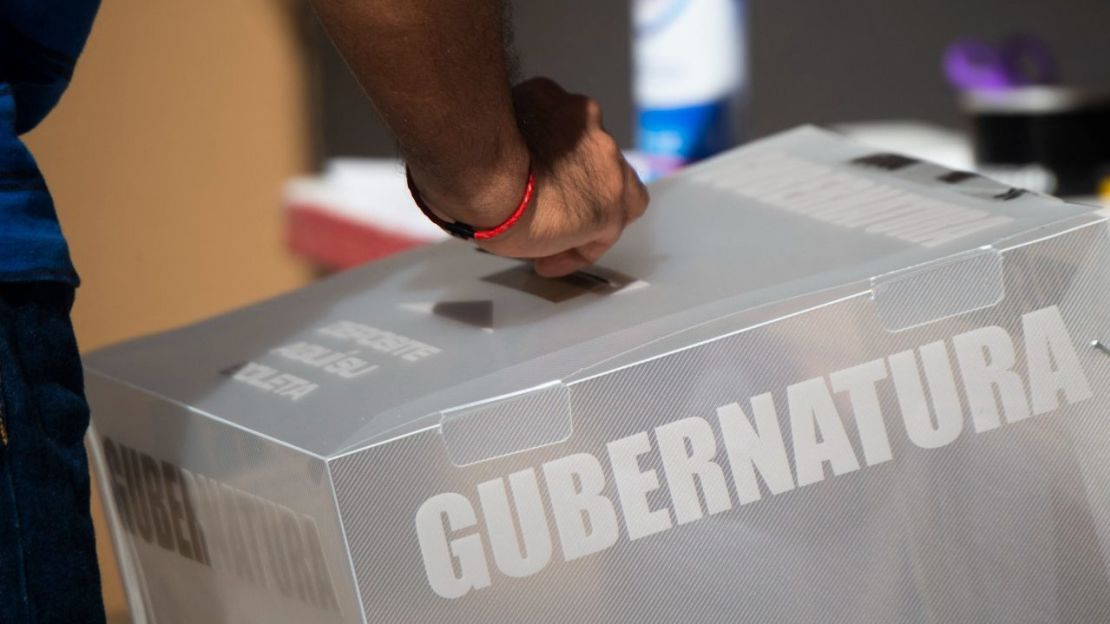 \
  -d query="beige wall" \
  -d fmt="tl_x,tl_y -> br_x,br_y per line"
24,1 -> 316,617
